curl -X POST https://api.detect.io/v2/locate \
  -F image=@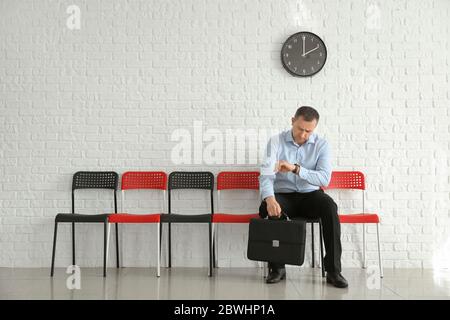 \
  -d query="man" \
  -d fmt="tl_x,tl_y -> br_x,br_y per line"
259,106 -> 348,288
